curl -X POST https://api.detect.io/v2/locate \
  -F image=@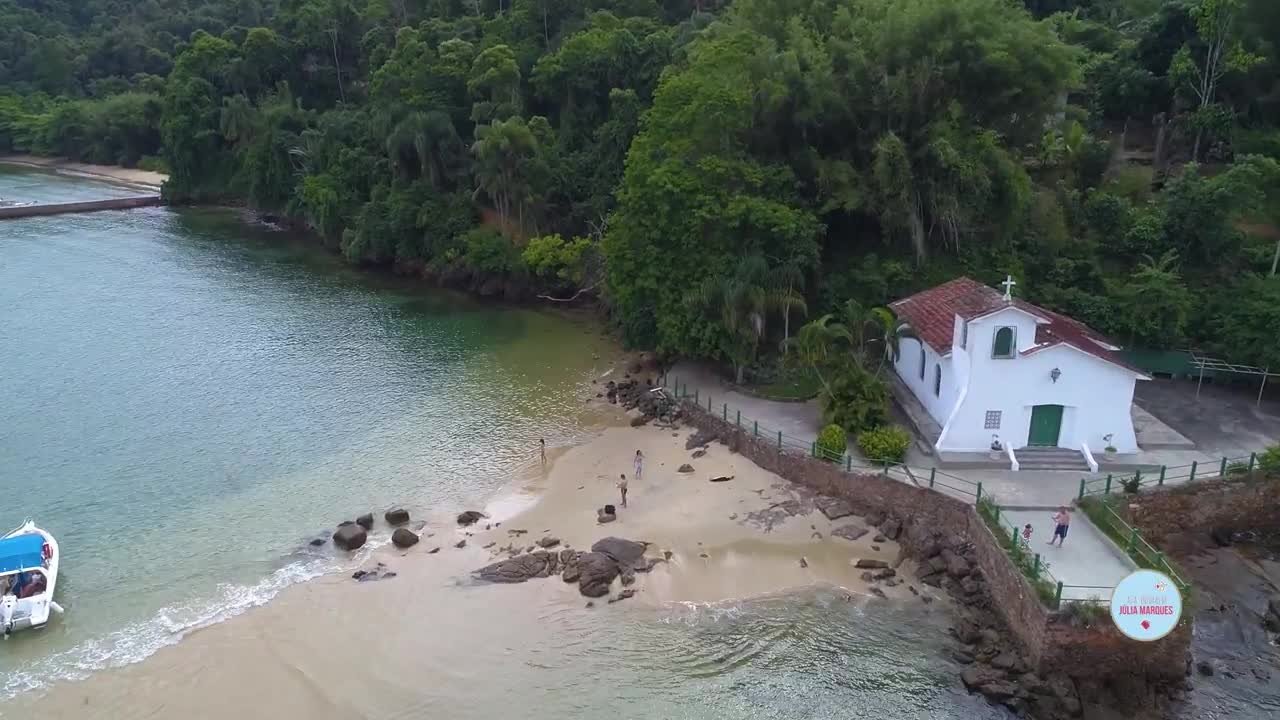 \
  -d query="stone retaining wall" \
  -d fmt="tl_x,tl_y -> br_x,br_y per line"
0,195 -> 162,219
1118,475 -> 1280,546
676,398 -> 1189,685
